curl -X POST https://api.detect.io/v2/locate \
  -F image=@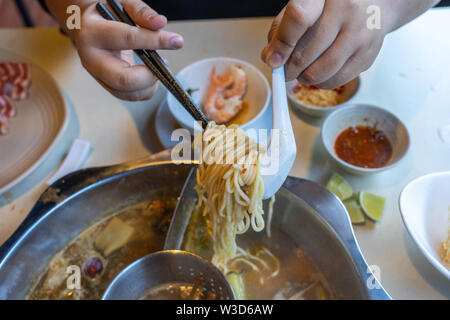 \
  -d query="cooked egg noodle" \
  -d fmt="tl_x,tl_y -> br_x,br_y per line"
194,122 -> 278,280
